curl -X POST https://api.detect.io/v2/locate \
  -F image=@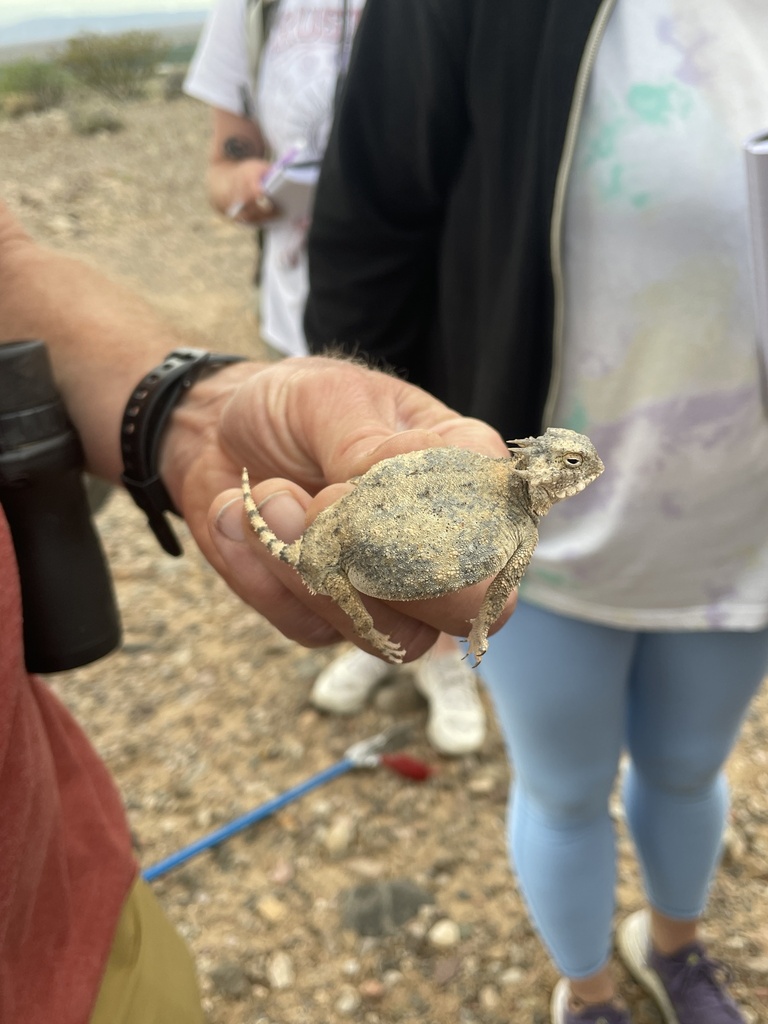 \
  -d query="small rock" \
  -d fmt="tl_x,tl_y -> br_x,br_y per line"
499,966 -> 525,986
267,951 -> 295,990
359,978 -> 386,1002
479,984 -> 501,1010
721,823 -> 748,867
257,893 -> 286,923
428,918 -> 461,949
268,858 -> 295,885
347,857 -> 386,879
433,955 -> 462,985
335,987 -> 361,1016
340,879 -> 434,937
467,773 -> 497,796
324,814 -> 356,857
209,962 -> 251,1001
